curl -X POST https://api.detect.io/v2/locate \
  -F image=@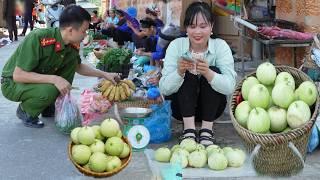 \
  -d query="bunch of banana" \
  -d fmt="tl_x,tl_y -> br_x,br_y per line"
98,79 -> 136,101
